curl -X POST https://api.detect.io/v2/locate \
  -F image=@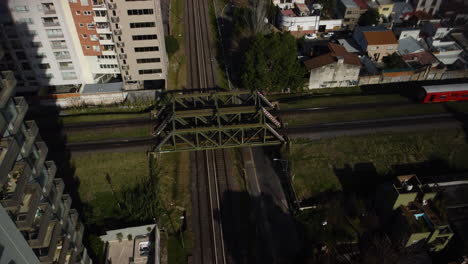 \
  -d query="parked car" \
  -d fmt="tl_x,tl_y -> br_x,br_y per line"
304,33 -> 317,40
321,32 -> 335,38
